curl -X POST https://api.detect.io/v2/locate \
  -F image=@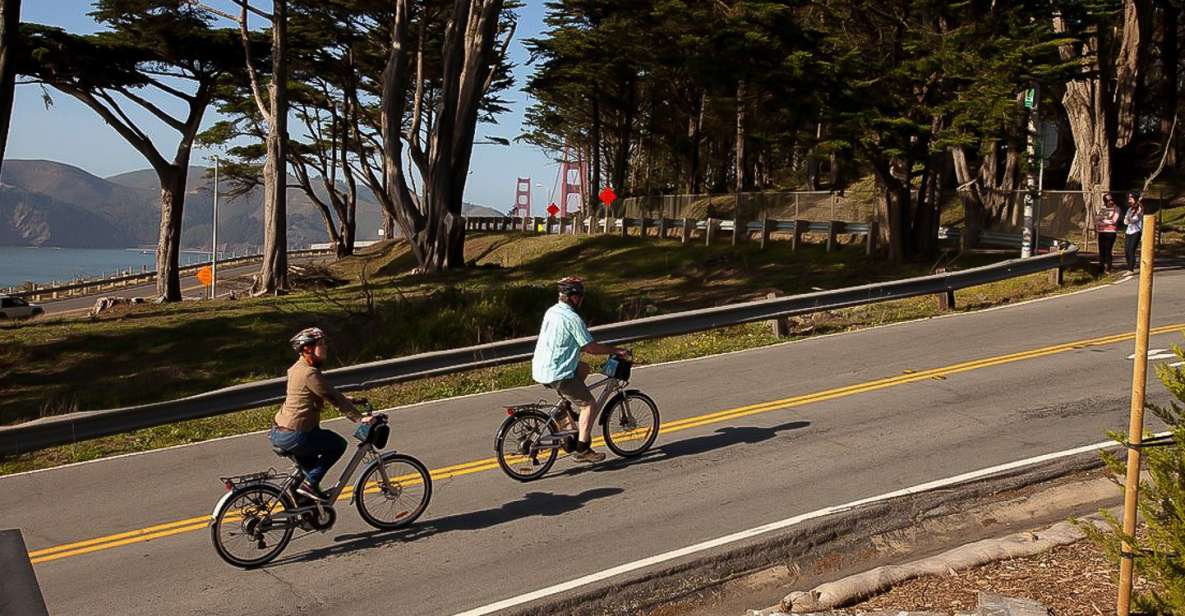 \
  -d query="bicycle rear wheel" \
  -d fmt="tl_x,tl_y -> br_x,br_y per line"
355,452 -> 433,530
210,483 -> 294,568
602,392 -> 660,458
495,409 -> 558,481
